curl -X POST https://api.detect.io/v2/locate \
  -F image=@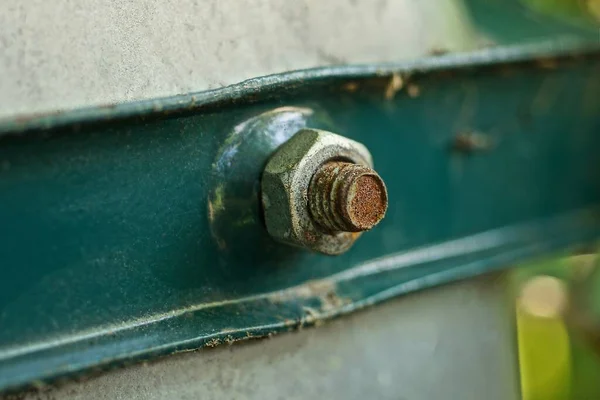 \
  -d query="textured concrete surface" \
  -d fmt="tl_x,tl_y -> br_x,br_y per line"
0,0 -> 478,120
5,274 -> 519,400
